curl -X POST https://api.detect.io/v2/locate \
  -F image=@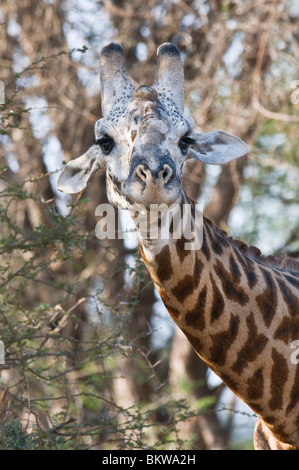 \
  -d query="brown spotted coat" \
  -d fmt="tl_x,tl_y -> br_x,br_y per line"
139,193 -> 299,450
